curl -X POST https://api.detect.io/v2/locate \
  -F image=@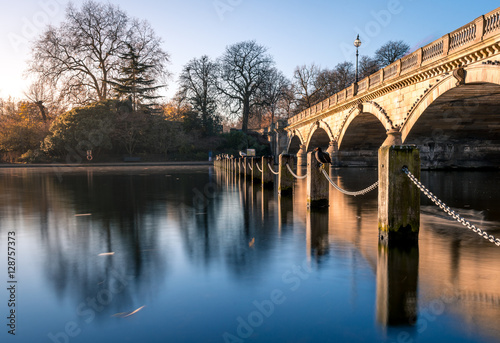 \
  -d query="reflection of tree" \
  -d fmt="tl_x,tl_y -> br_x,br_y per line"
176,169 -> 281,281
0,169 -> 173,318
